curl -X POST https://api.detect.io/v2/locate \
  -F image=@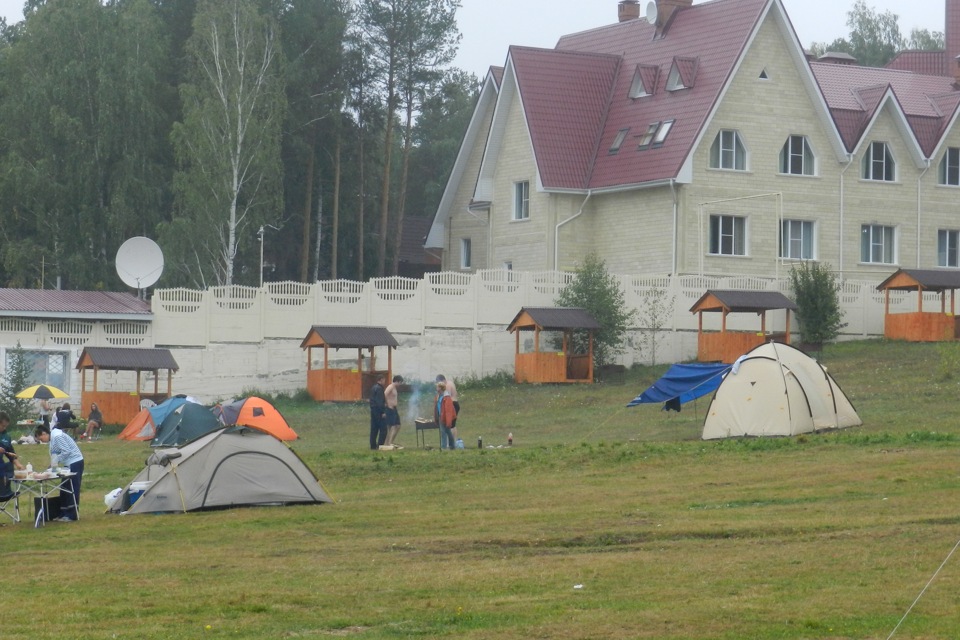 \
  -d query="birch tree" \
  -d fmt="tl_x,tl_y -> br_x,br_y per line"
168,0 -> 285,287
